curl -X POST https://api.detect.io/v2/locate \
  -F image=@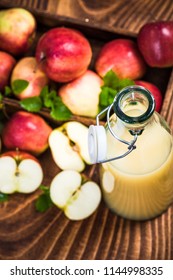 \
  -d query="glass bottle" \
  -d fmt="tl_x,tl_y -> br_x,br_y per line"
88,85 -> 173,221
